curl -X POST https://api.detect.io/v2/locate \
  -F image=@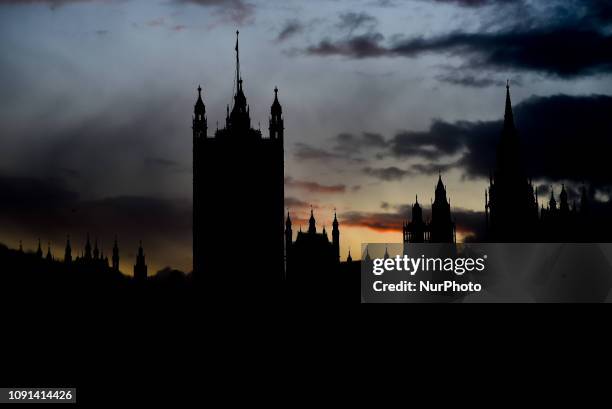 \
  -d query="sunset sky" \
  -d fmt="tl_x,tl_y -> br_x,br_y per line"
1,0 -> 611,273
